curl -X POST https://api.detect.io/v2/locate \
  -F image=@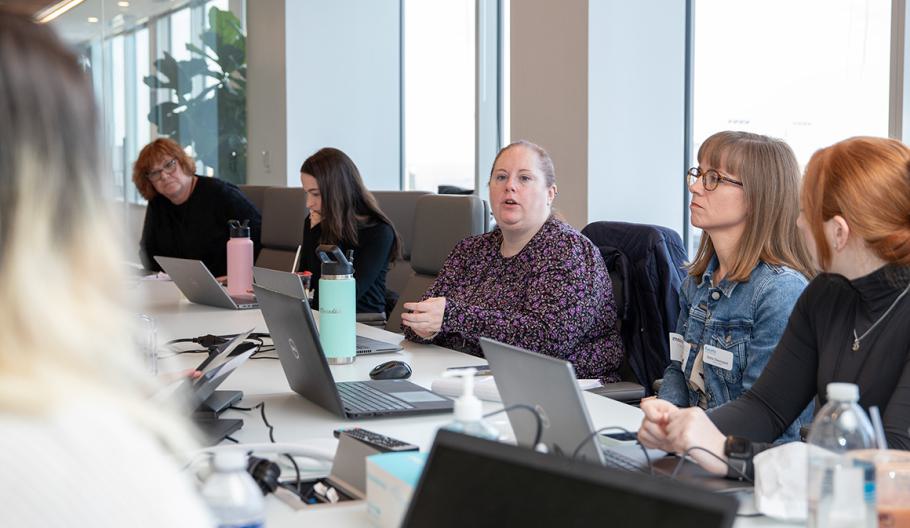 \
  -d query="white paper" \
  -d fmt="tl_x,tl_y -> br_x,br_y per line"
430,375 -> 602,402
669,332 -> 689,362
